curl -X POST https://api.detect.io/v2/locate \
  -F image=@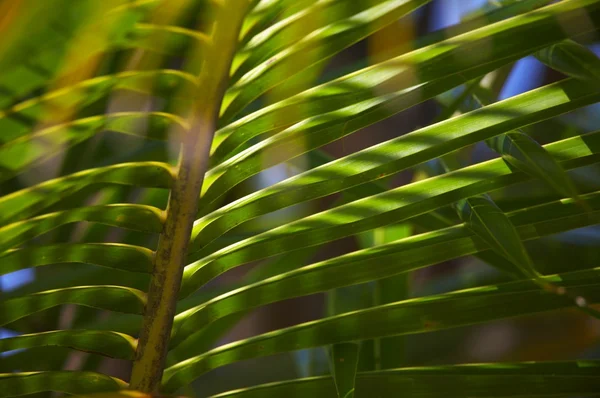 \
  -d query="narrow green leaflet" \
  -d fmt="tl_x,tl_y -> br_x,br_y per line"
0,372 -> 126,397
330,343 -> 360,398
420,157 -> 531,277
238,0 -> 316,47
0,112 -> 183,181
230,0 -> 419,82
0,0 -> 158,107
171,190 -> 600,347
0,69 -> 194,145
480,0 -> 600,198
125,24 -> 207,58
451,83 -> 585,204
487,131 -> 581,201
311,0 -> 553,93
181,131 -> 600,298
203,58 -> 511,210
211,0 -> 600,162
0,243 -> 154,275
0,204 -> 164,252
0,286 -> 146,326
420,0 -> 554,46
163,267 -> 600,391
191,78 -> 600,256
0,162 -> 173,226
232,0 -> 363,82
166,247 -> 317,365
0,348 -> 72,373
0,268 -> 149,306
1,0 -> 600,396
455,195 -> 537,279
0,330 -> 136,360
536,39 -> 600,83
434,81 -> 583,279
220,0 -> 432,123
211,361 -> 600,398
312,149 -> 514,280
